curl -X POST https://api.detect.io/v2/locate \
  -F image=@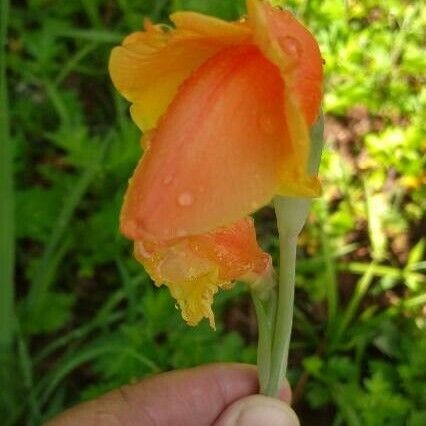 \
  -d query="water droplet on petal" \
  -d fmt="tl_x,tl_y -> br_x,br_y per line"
163,175 -> 173,185
177,228 -> 188,237
280,36 -> 302,59
259,115 -> 276,134
135,241 -> 150,259
177,191 -> 194,207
